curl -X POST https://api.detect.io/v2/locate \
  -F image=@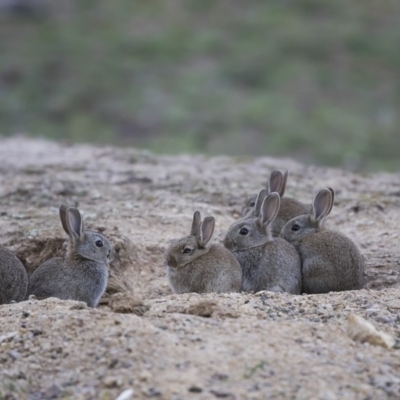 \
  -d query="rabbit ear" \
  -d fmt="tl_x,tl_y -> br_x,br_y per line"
66,207 -> 84,239
59,204 -> 70,235
260,192 -> 280,227
254,189 -> 267,217
312,189 -> 333,223
327,187 -> 335,215
268,171 -> 282,194
198,216 -> 215,247
280,170 -> 288,197
191,211 -> 202,236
